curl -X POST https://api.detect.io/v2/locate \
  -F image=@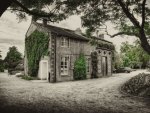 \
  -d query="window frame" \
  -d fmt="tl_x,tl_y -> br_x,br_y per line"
60,55 -> 70,75
61,37 -> 70,47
